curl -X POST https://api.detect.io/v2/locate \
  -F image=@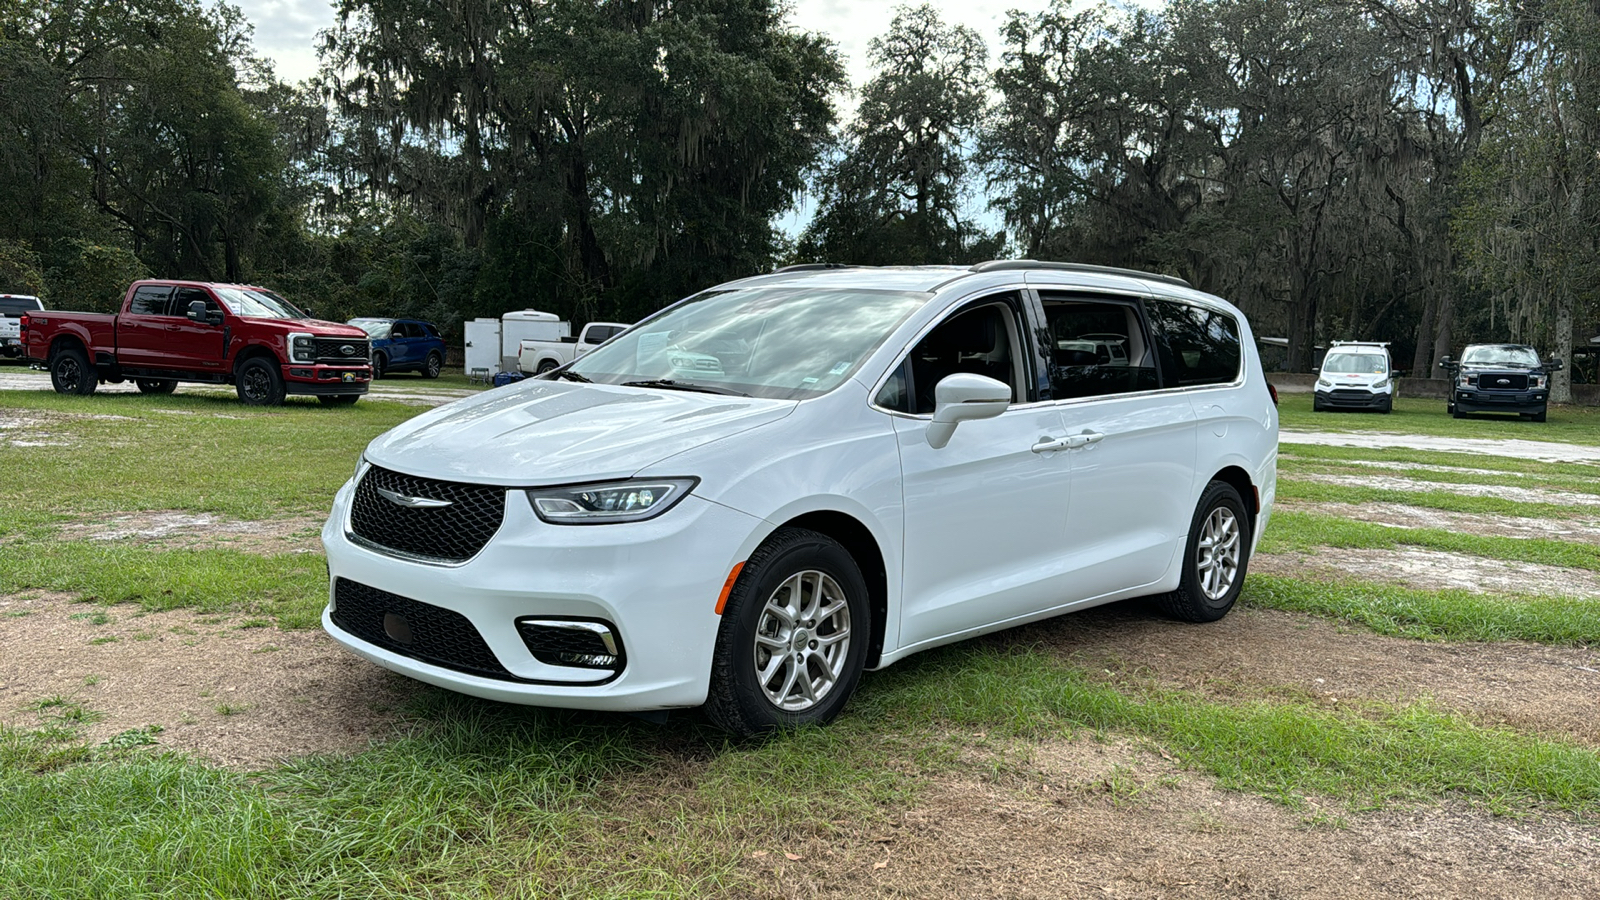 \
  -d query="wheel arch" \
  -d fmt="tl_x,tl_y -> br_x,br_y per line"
771,509 -> 889,669
232,343 -> 280,378
48,333 -> 90,362
1208,464 -> 1258,535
